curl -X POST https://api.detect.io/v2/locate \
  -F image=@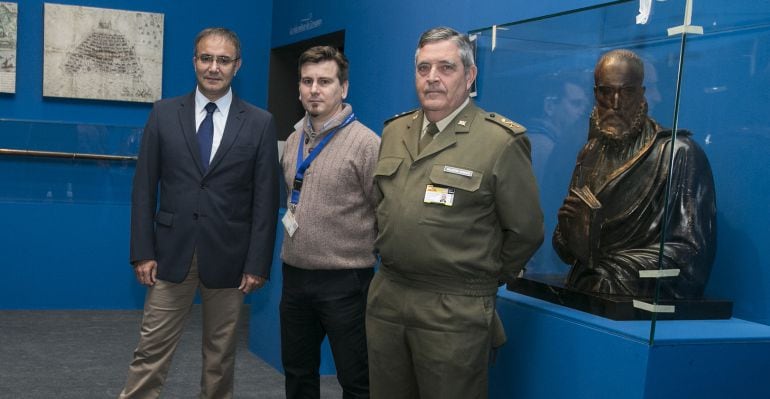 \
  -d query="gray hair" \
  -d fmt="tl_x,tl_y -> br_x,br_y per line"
415,26 -> 475,70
